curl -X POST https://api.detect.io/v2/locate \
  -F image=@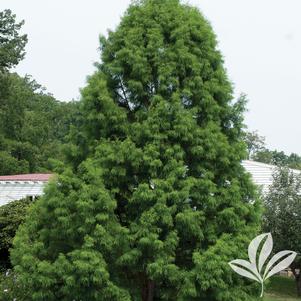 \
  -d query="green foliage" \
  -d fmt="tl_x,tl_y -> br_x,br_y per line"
13,168 -> 131,301
263,167 -> 301,296
253,149 -> 301,170
0,9 -> 27,71
0,199 -> 32,270
0,270 -> 29,301
0,8 -> 78,175
0,73 -> 79,175
263,167 -> 301,251
244,131 -> 301,170
244,131 -> 265,160
0,150 -> 29,175
12,1 -> 261,300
